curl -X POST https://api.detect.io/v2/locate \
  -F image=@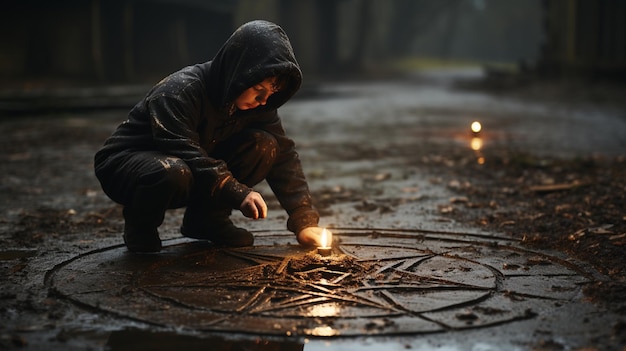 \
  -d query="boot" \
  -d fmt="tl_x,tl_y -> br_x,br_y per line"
181,208 -> 254,247
123,224 -> 162,253
122,207 -> 162,253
